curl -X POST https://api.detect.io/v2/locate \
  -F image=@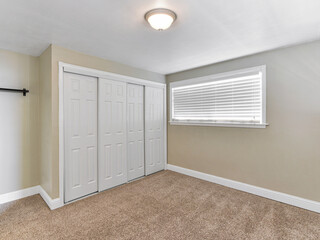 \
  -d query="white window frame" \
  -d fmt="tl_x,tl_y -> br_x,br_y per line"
169,65 -> 267,128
